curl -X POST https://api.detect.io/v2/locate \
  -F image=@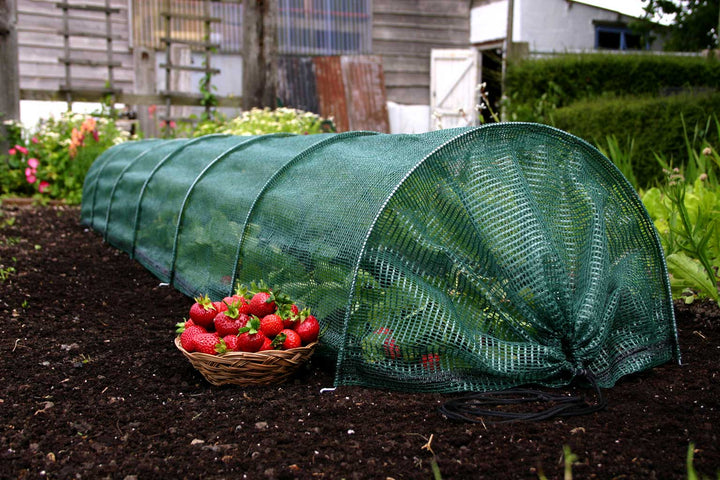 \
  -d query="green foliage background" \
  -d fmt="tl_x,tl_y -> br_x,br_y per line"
505,53 -> 720,188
